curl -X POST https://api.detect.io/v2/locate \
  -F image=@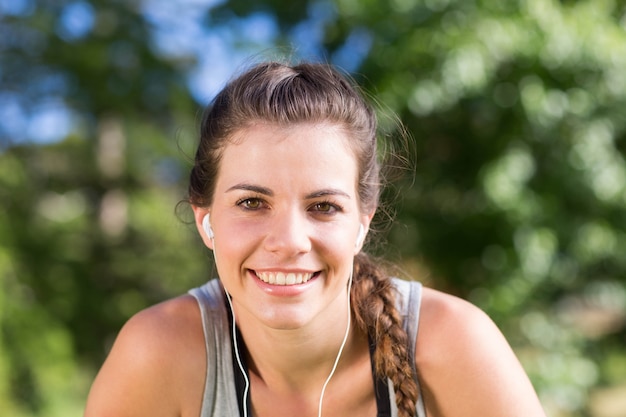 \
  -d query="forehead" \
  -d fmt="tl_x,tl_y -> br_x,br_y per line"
217,122 -> 359,191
